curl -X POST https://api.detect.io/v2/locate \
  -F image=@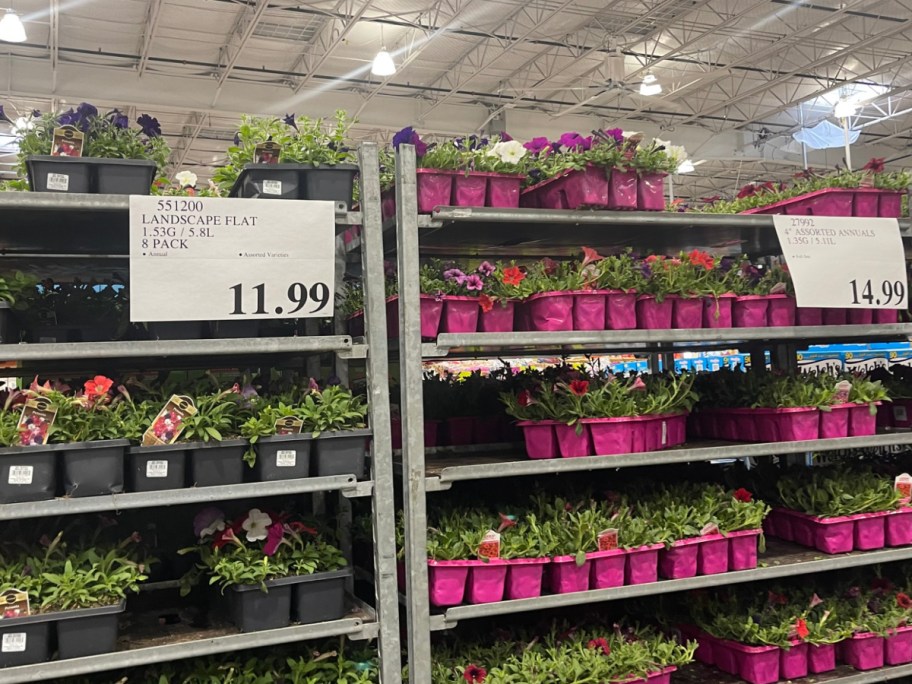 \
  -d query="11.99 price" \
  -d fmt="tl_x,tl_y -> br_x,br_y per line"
229,282 -> 330,316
